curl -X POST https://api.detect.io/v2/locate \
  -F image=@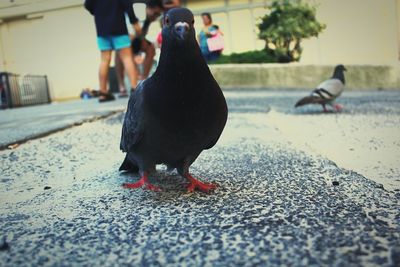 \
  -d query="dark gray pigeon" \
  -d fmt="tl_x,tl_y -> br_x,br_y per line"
119,7 -> 228,192
295,64 -> 347,112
